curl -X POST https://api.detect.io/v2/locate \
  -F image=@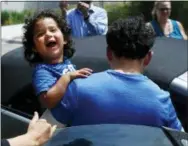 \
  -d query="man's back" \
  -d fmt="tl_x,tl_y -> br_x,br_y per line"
51,70 -> 182,130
